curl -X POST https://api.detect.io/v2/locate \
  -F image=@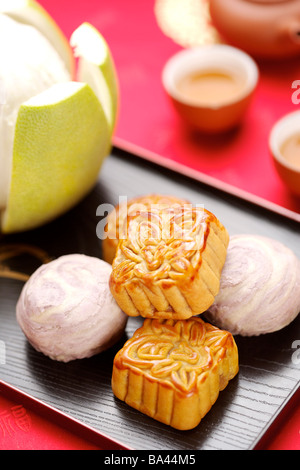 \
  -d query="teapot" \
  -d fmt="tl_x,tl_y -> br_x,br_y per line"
209,0 -> 300,59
